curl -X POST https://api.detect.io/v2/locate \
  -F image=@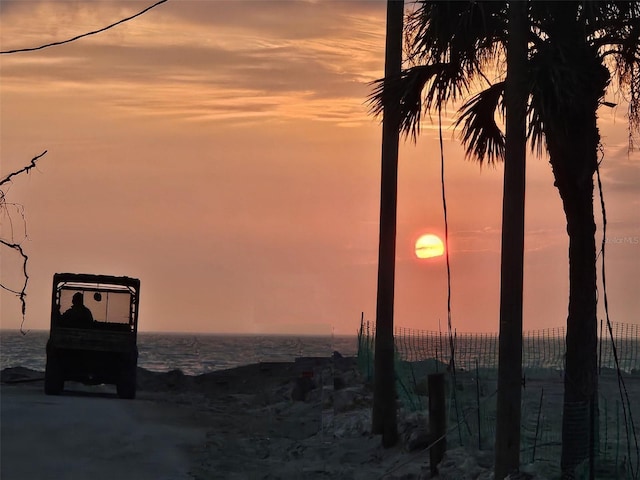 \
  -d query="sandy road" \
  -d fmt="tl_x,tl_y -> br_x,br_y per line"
1,382 -> 209,480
